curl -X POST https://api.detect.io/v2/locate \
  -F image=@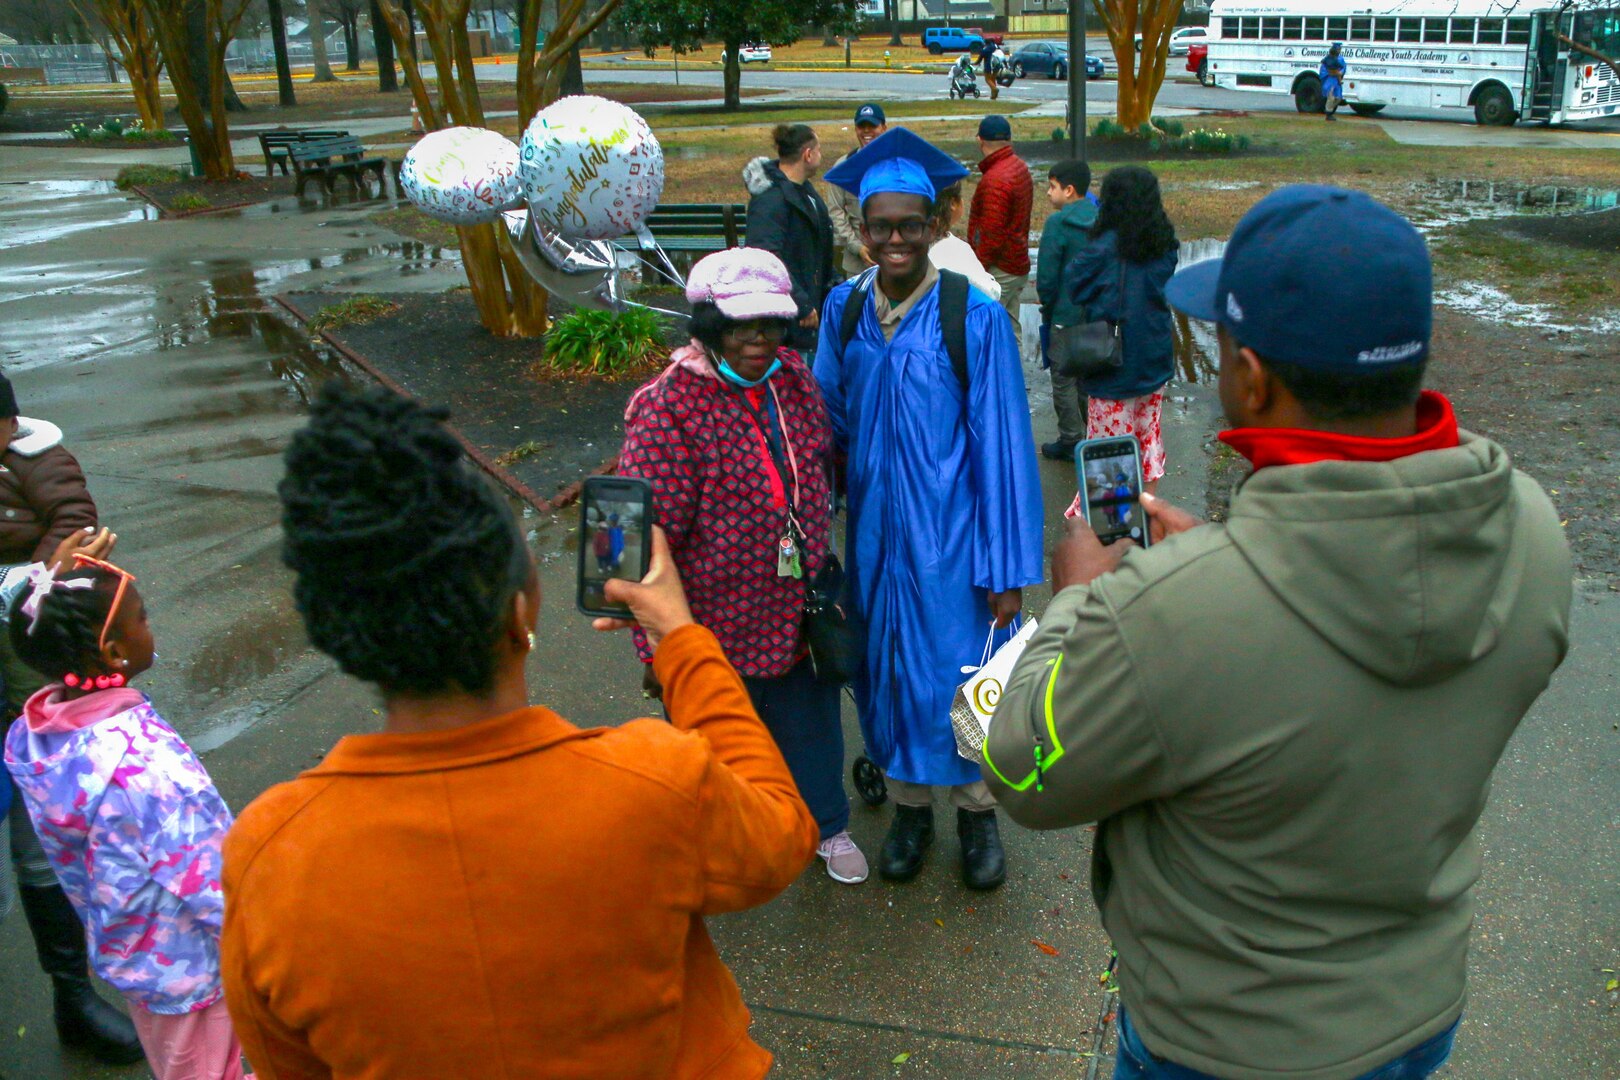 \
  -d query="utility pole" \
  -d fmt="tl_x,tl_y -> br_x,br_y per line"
1068,0 -> 1087,161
